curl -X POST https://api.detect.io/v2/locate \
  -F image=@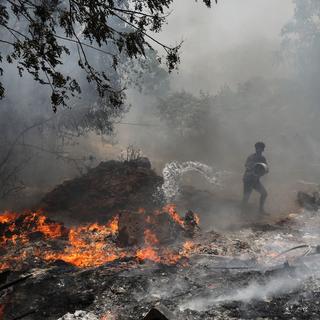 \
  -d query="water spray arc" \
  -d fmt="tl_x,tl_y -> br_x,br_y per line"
160,161 -> 228,203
